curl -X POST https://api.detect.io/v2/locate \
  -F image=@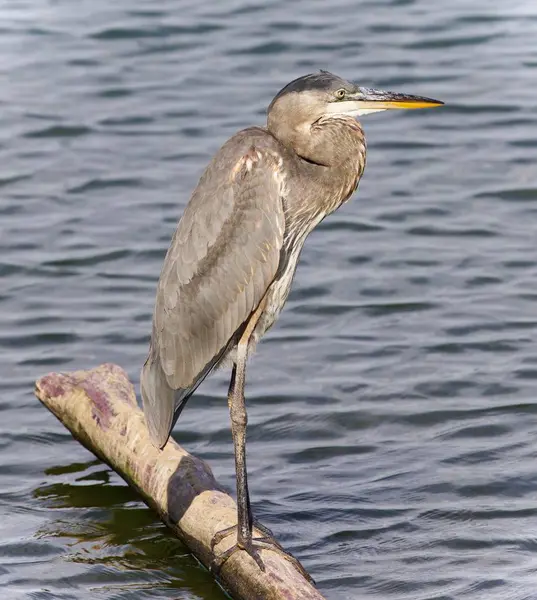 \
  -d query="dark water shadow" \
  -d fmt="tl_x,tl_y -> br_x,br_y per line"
33,458 -> 227,599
